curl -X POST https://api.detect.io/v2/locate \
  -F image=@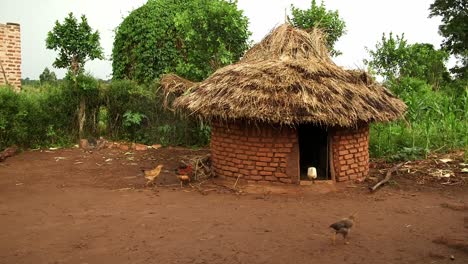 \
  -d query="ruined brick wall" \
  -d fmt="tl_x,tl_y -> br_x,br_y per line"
331,125 -> 369,182
210,120 -> 299,184
0,23 -> 21,91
